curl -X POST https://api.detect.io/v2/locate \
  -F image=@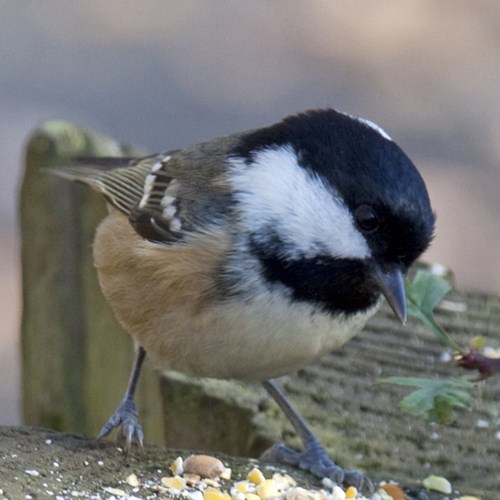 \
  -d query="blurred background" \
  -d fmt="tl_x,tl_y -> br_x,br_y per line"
2,1 -> 500,425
